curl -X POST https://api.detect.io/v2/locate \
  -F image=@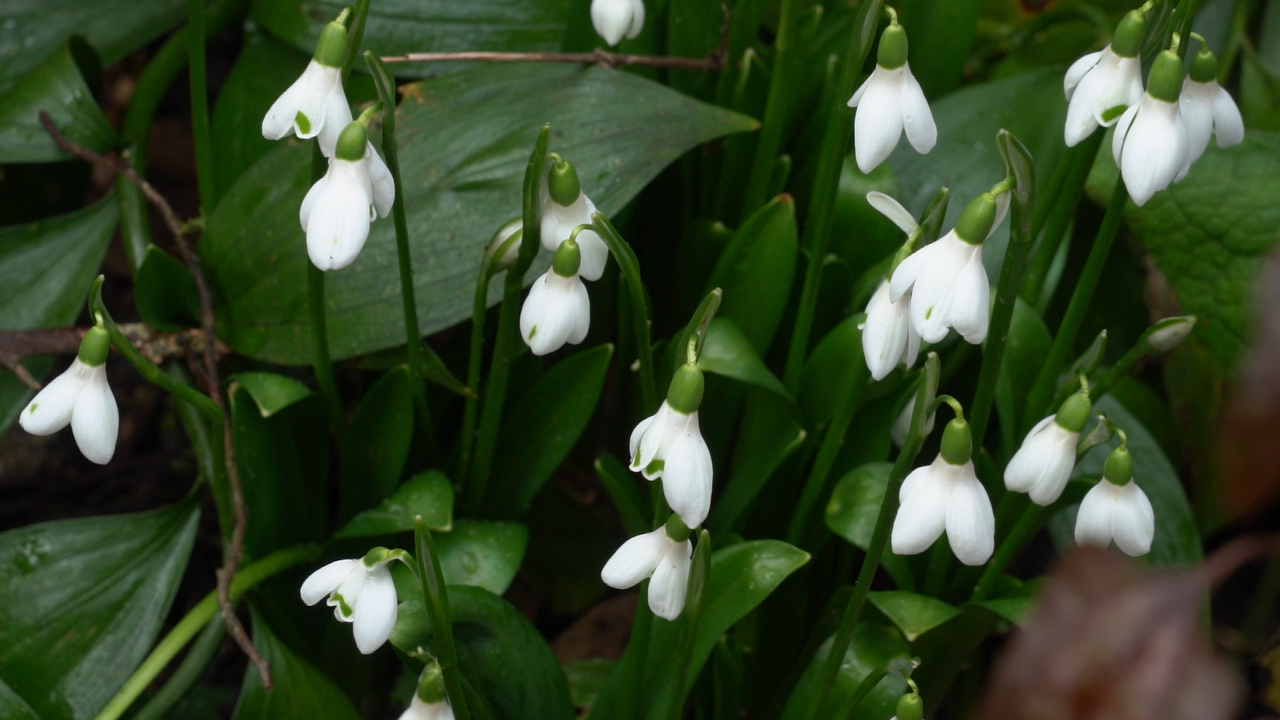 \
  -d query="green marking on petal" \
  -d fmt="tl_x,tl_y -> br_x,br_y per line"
295,111 -> 312,134
646,459 -> 665,475
333,593 -> 353,618
925,306 -> 934,320
28,404 -> 38,413
528,326 -> 538,339
1101,105 -> 1128,123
